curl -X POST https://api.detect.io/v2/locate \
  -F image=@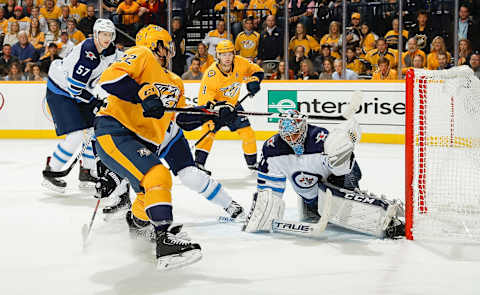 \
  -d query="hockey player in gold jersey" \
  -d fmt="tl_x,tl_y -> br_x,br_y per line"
194,39 -> 264,173
94,25 -> 202,270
